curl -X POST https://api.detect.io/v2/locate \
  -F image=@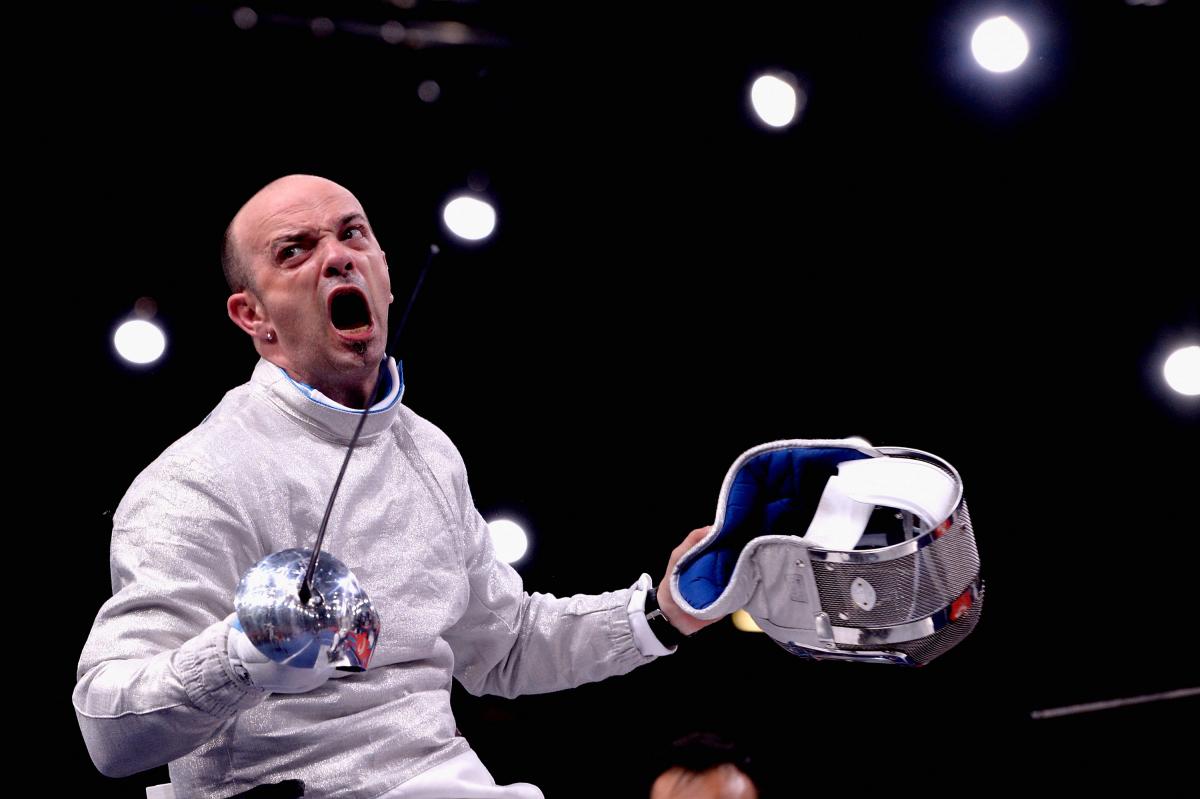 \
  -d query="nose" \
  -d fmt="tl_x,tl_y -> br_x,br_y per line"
324,260 -> 354,279
319,237 -> 357,279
